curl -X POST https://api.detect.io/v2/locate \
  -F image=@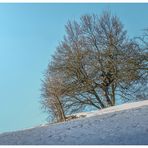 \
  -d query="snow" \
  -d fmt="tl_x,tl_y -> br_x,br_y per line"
0,100 -> 148,145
